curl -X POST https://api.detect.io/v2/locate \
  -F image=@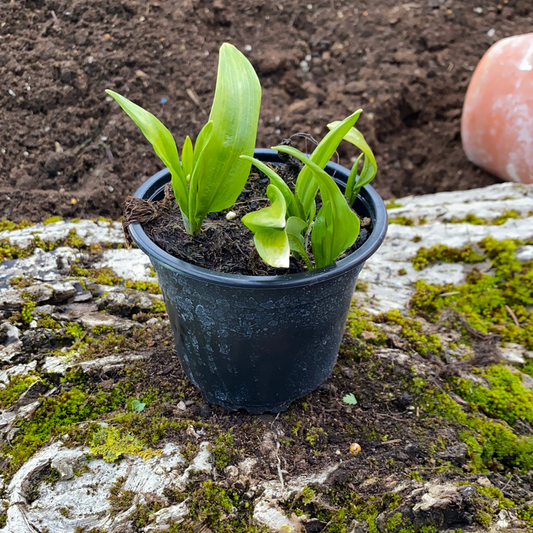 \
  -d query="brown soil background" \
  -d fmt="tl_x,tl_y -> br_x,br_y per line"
1,0 -> 532,222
